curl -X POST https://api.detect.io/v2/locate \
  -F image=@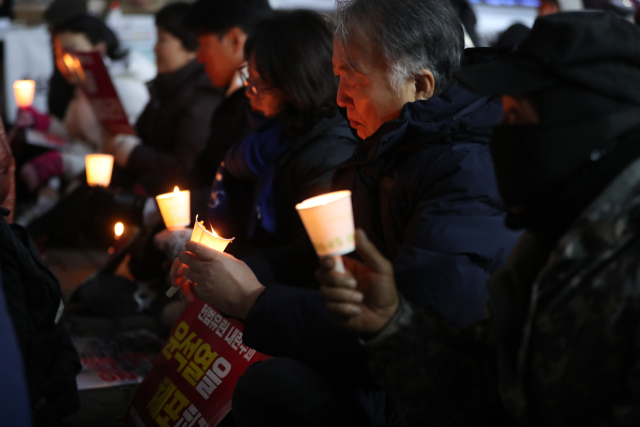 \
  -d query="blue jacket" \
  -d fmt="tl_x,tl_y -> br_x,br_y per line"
242,78 -> 521,422
0,266 -> 33,427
